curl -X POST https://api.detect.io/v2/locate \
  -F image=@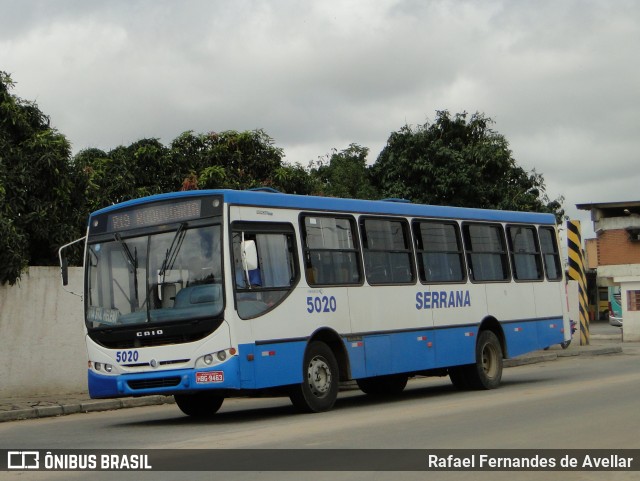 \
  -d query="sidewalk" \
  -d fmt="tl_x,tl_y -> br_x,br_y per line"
0,333 -> 633,423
